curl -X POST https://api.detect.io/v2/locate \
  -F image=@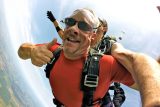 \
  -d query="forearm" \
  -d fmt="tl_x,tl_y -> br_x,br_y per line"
111,43 -> 135,74
111,43 -> 160,107
133,54 -> 160,107
18,43 -> 35,60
